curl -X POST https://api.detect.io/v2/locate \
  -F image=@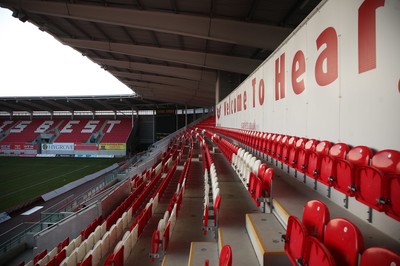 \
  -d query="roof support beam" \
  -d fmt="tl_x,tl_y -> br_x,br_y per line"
62,38 -> 261,74
19,100 -> 53,112
129,81 -> 214,103
111,71 -> 215,92
133,88 -> 212,107
0,0 -> 293,50
0,104 -> 14,114
93,58 -> 217,84
94,99 -> 117,112
68,99 -> 95,112
44,100 -> 74,112
0,101 -> 33,113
